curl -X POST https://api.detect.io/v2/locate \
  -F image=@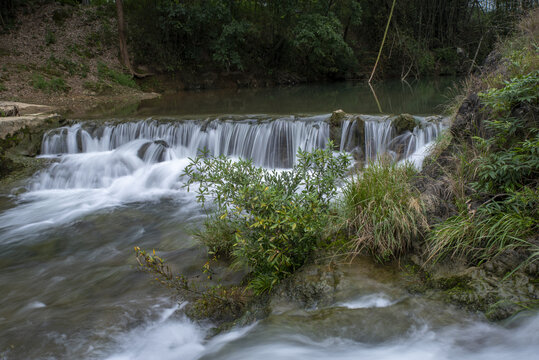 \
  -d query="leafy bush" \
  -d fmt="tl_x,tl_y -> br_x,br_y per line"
480,71 -> 539,114
183,144 -> 350,294
475,70 -> 539,193
342,161 -> 427,261
291,14 -> 356,76
47,55 -> 89,77
212,19 -> 255,71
